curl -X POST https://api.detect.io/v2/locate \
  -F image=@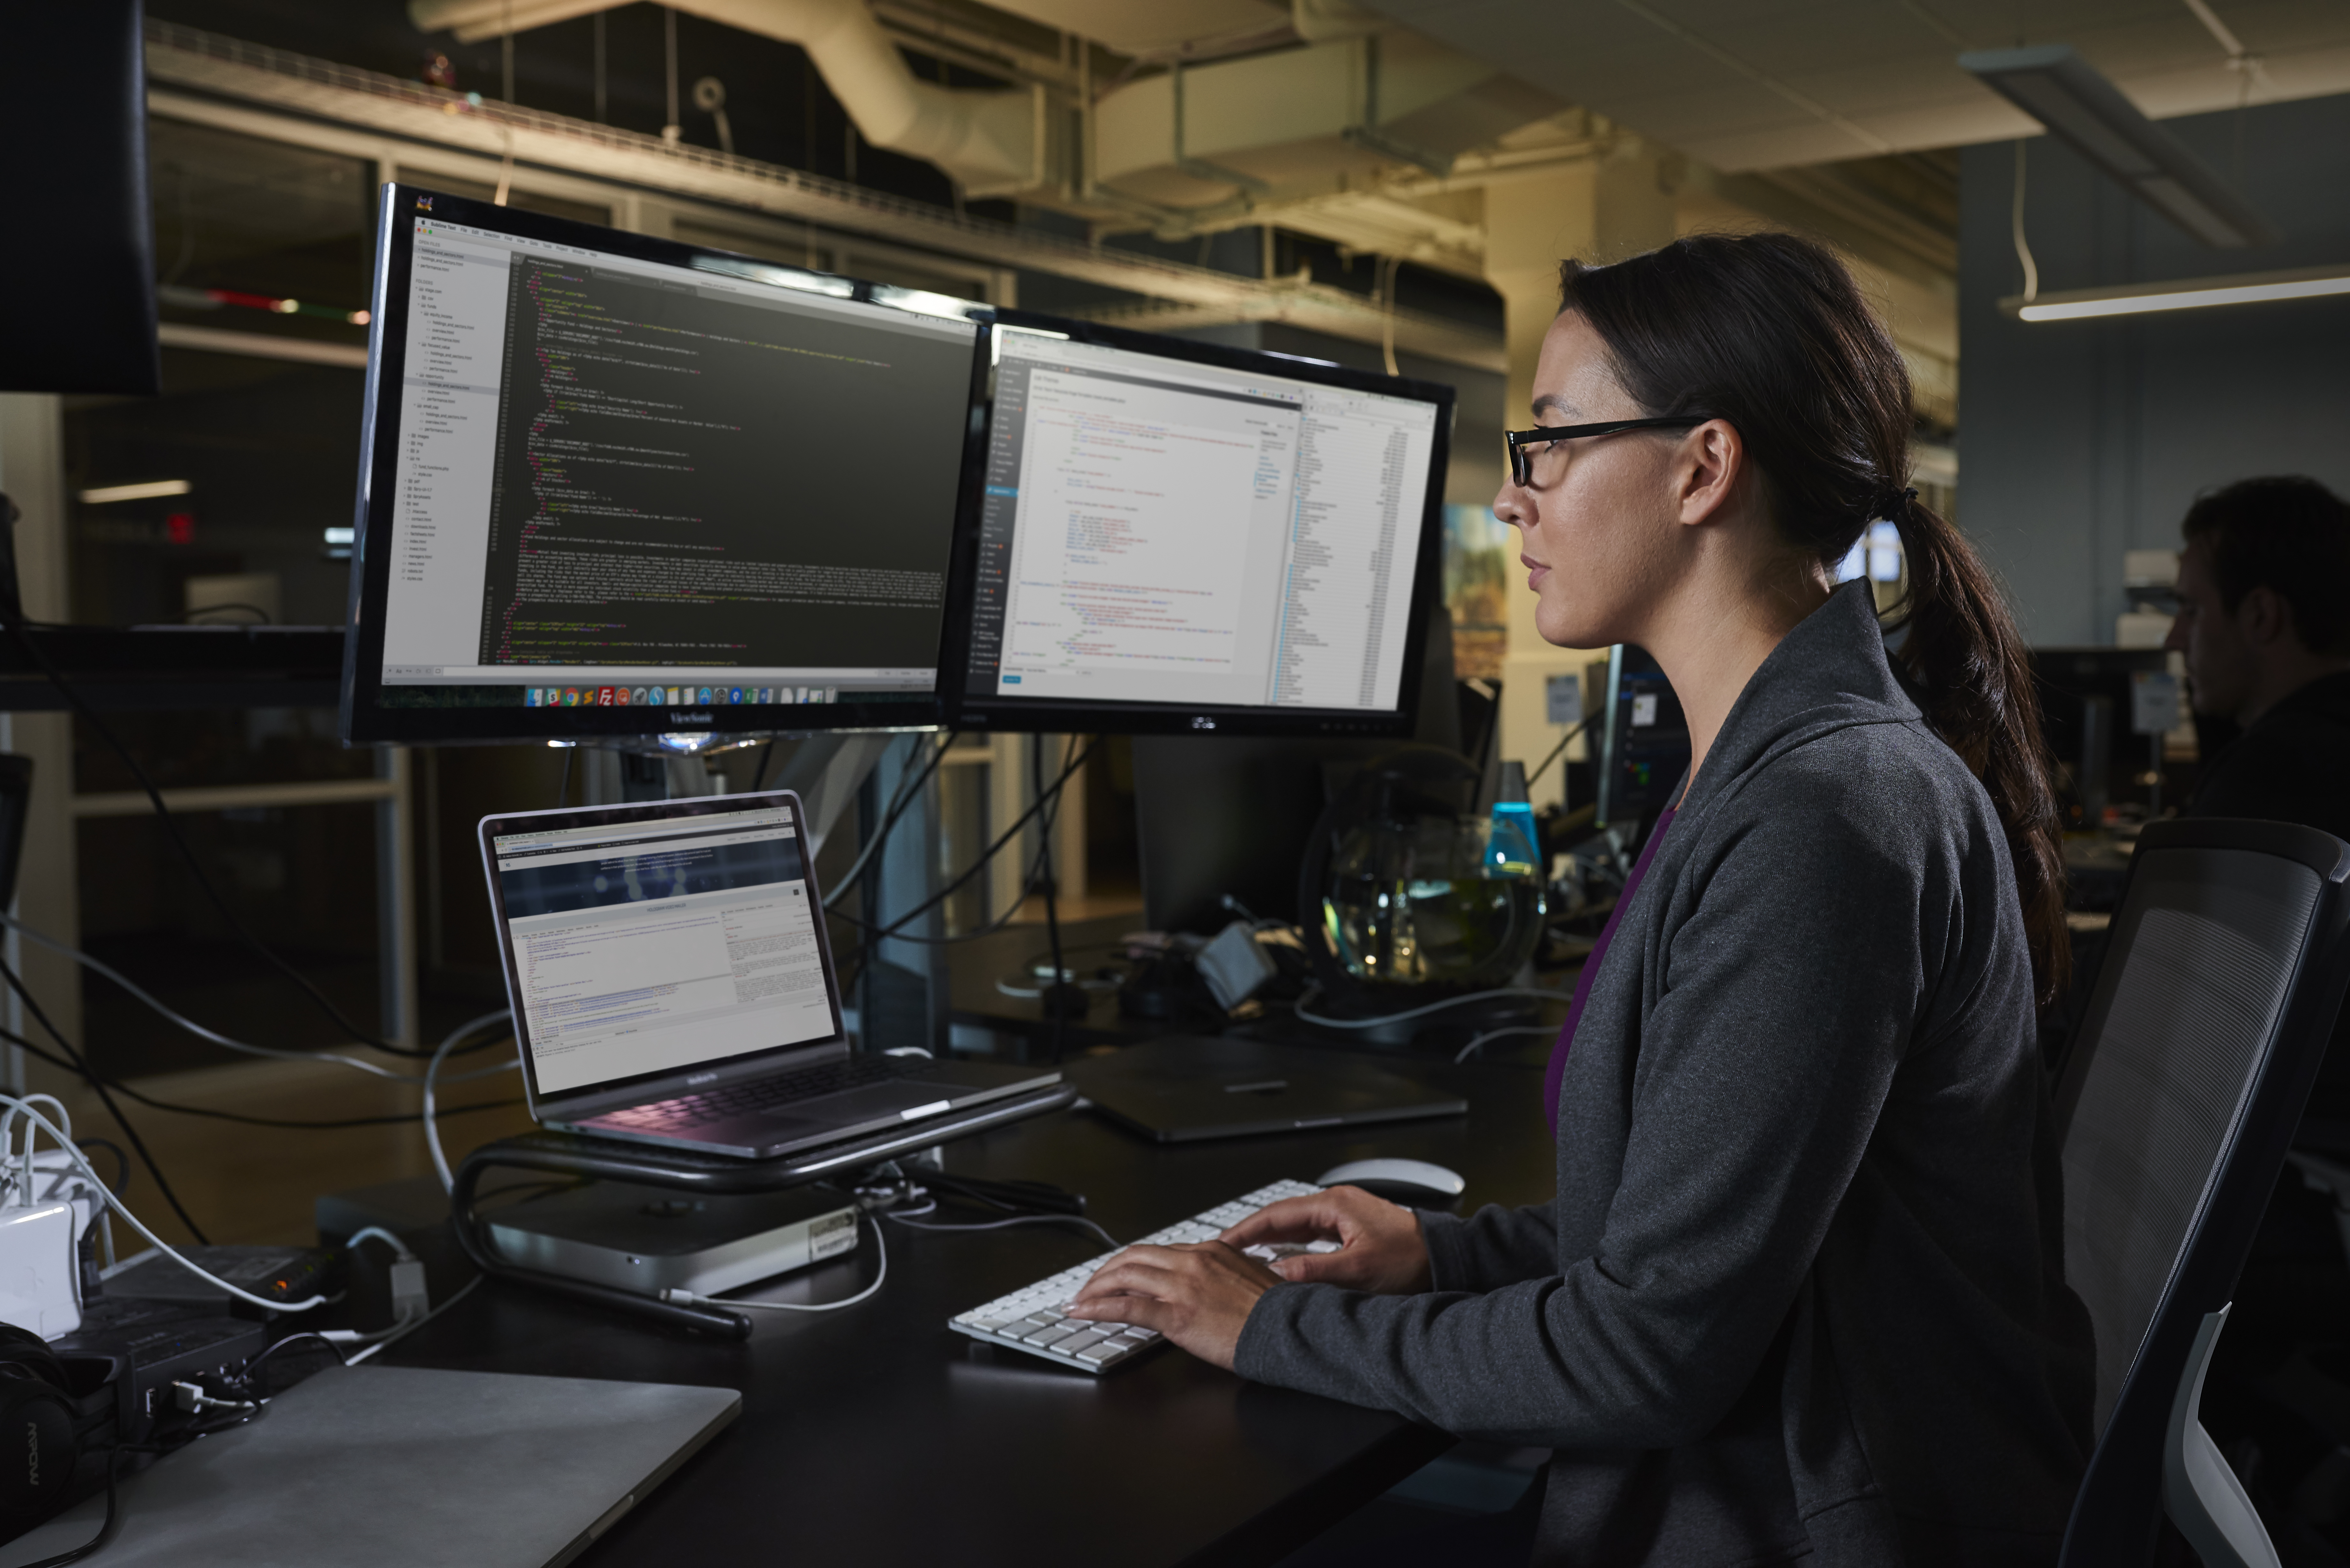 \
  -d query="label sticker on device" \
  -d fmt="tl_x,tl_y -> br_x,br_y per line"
810,1212 -> 857,1261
